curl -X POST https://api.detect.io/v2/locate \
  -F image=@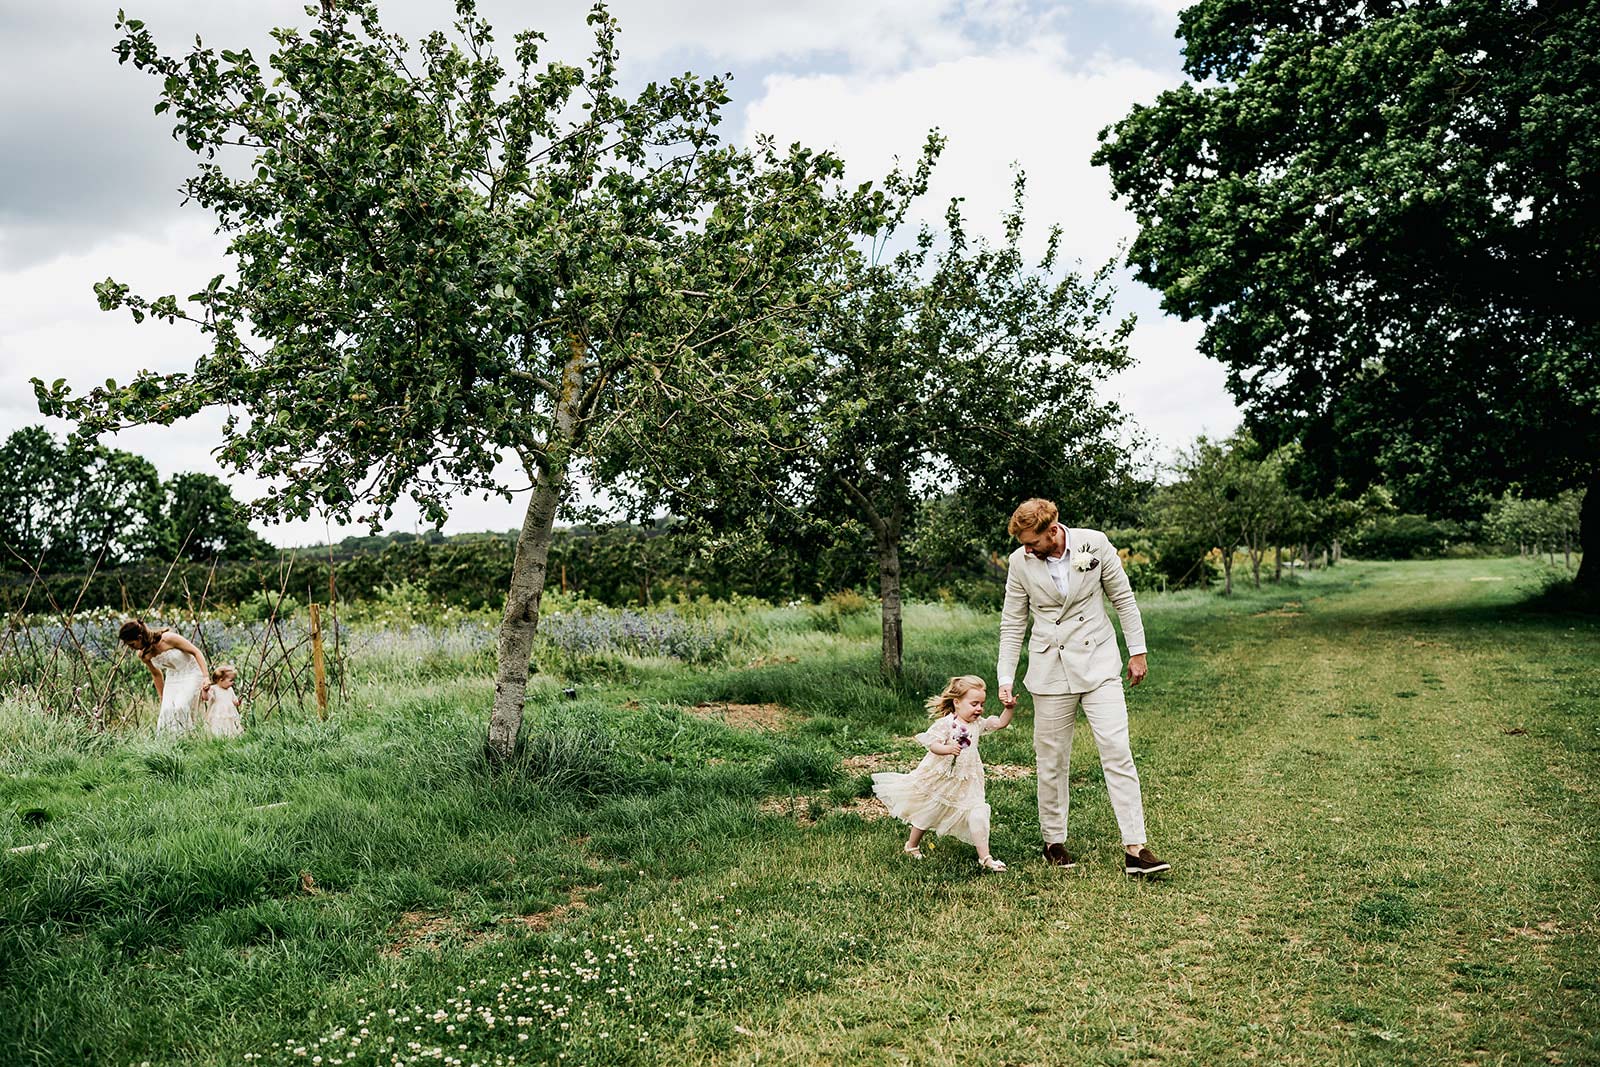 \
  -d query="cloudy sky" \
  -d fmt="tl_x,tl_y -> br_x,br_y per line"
0,0 -> 1237,546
